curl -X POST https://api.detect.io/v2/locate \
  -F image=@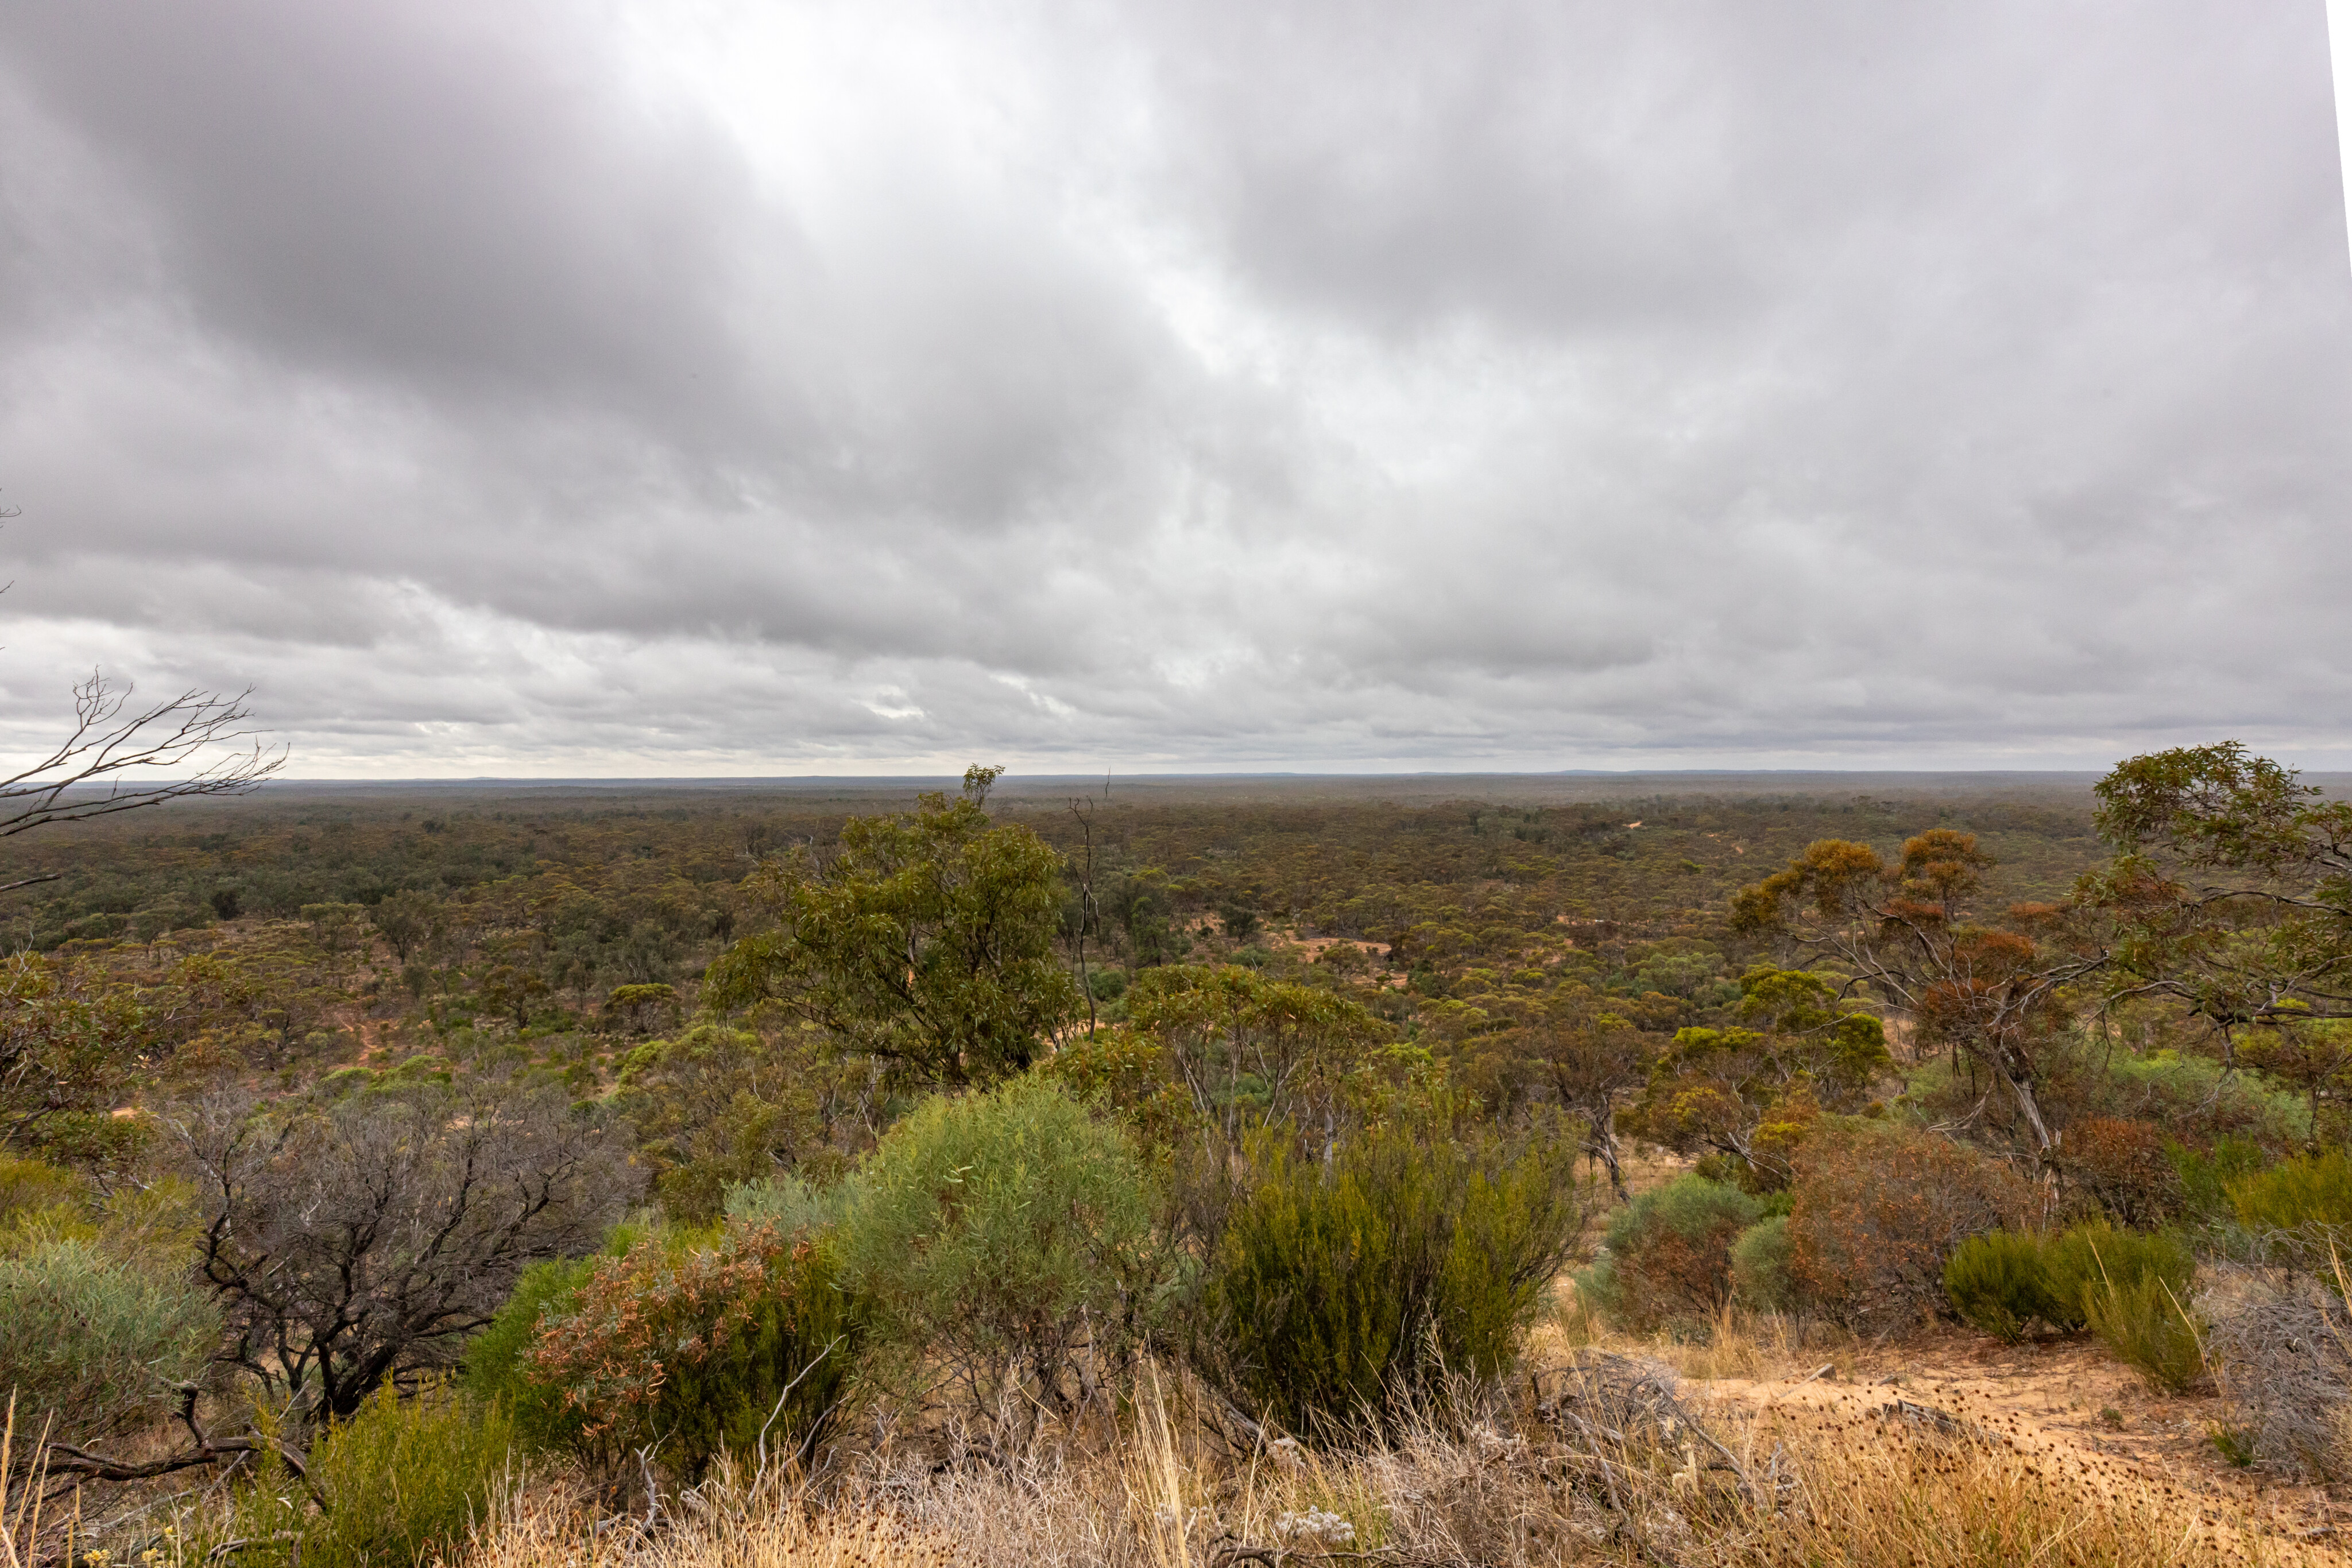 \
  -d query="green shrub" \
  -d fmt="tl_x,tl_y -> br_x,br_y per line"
0,1238 -> 218,1447
839,1078 -> 1165,1422
460,1257 -> 594,1454
0,1156 -> 84,1219
1578,1175 -> 1762,1335
0,1155 -> 96,1256
2083,1271 -> 2205,1394
1943,1230 -> 2057,1342
724,1171 -> 846,1237
2083,1051 -> 2310,1148
2041,1222 -> 2194,1333
2171,1136 -> 2270,1227
1200,1124 -> 1583,1437
528,1226 -> 862,1480
1786,1119 -> 2033,1334
204,1386 -> 513,1568
2230,1149 -> 2352,1268
1730,1215 -> 1795,1313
